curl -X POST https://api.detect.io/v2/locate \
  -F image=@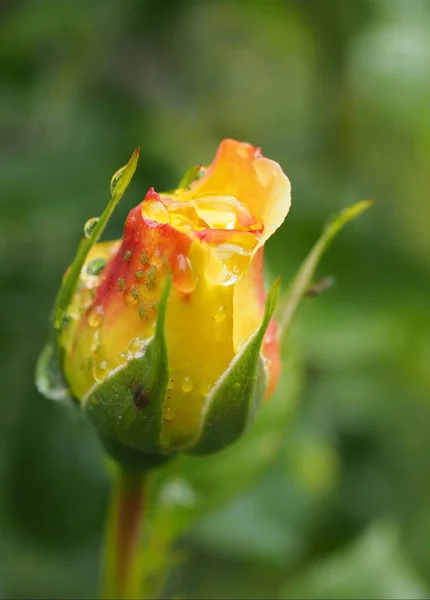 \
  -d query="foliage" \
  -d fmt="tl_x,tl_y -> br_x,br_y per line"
1,0 -> 430,598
